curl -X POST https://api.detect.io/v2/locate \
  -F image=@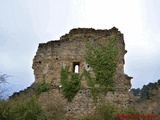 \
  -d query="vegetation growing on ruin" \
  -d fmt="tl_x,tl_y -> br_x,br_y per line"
84,35 -> 118,98
83,69 -> 99,100
0,96 -> 42,120
0,94 -> 66,120
80,102 -> 148,120
59,35 -> 118,101
35,74 -> 52,95
0,97 -> 151,120
60,66 -> 81,102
